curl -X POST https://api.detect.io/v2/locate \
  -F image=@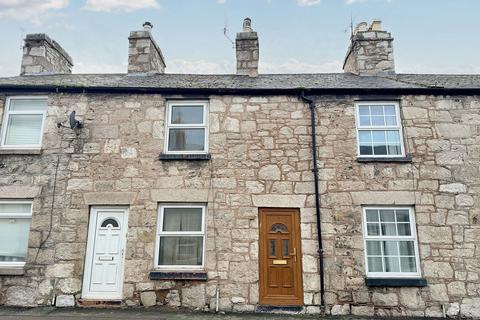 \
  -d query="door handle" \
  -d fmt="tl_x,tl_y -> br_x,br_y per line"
290,248 -> 297,262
